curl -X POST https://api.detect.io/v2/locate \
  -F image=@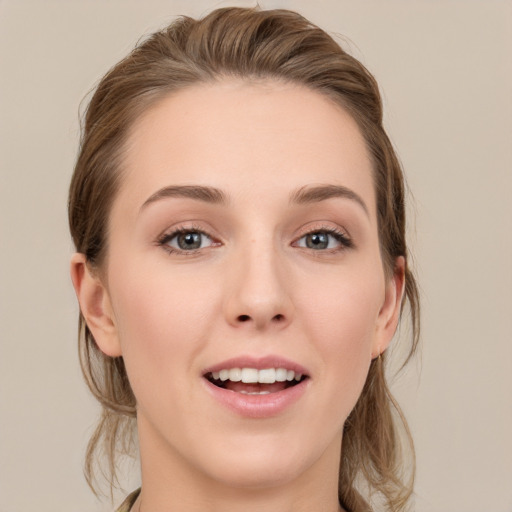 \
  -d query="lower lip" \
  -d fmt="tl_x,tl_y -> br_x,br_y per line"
203,378 -> 309,418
